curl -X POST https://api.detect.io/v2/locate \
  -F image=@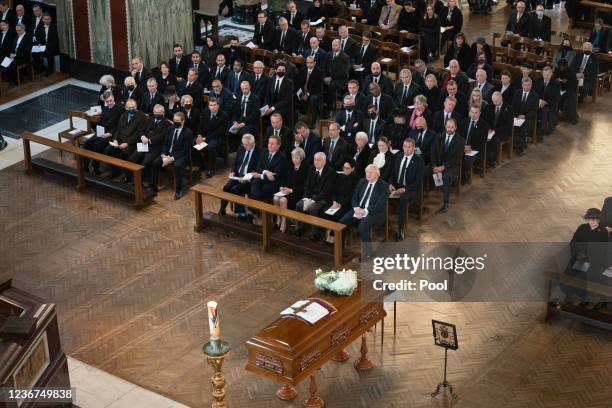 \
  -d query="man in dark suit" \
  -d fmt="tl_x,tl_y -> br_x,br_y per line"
572,42 -> 598,103
294,122 -> 322,163
264,63 -> 294,128
430,118 -> 465,213
437,80 -> 468,117
196,97 -> 229,178
529,4 -> 551,41
440,0 -> 463,44
302,36 -> 327,66
250,134 -> 287,203
511,77 -> 539,154
264,113 -> 292,154
335,95 -> 364,144
534,66 -> 560,138
32,13 -> 58,75
210,54 -> 230,87
432,96 -> 463,133
364,104 -> 386,144
251,60 -> 269,103
409,116 -> 436,167
505,1 -> 530,37
219,134 -> 261,215
222,36 -> 247,68
342,80 -> 365,113
323,122 -> 351,171
389,138 -> 425,240
412,59 -> 437,88
131,56 -> 153,88
14,5 -> 31,32
177,68 -> 204,110
314,25 -> 332,52
104,98 -> 148,175
323,39 -> 351,115
187,51 -> 209,89
140,78 -> 165,114
169,44 -> 189,80
351,32 -> 378,79
362,0 -> 385,26
1,23 -> 31,84
297,20 -> 313,55
209,79 -> 235,116
125,104 -> 172,182
296,56 -> 324,129
121,76 -> 143,106
30,3 -> 44,37
83,92 -> 125,174
485,91 -> 513,168
459,105 -> 489,183
225,58 -> 250,97
273,17 -> 299,55
338,25 -> 357,57
367,82 -> 395,122
252,11 -> 275,50
467,69 -> 494,102
231,81 -> 261,148
150,112 -> 193,199
364,62 -> 394,96
394,68 -> 422,108
339,164 -> 389,261
284,1 -> 304,30
296,152 -> 336,239
0,20 -> 14,60
0,1 -> 17,28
